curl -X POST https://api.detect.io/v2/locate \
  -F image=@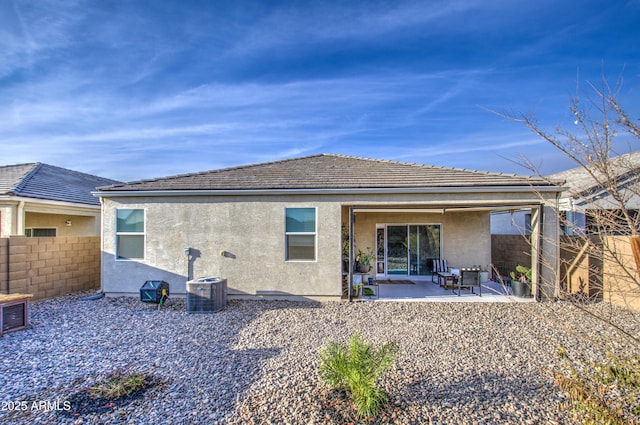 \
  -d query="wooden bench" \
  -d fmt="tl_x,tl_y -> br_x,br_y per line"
0,293 -> 34,335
